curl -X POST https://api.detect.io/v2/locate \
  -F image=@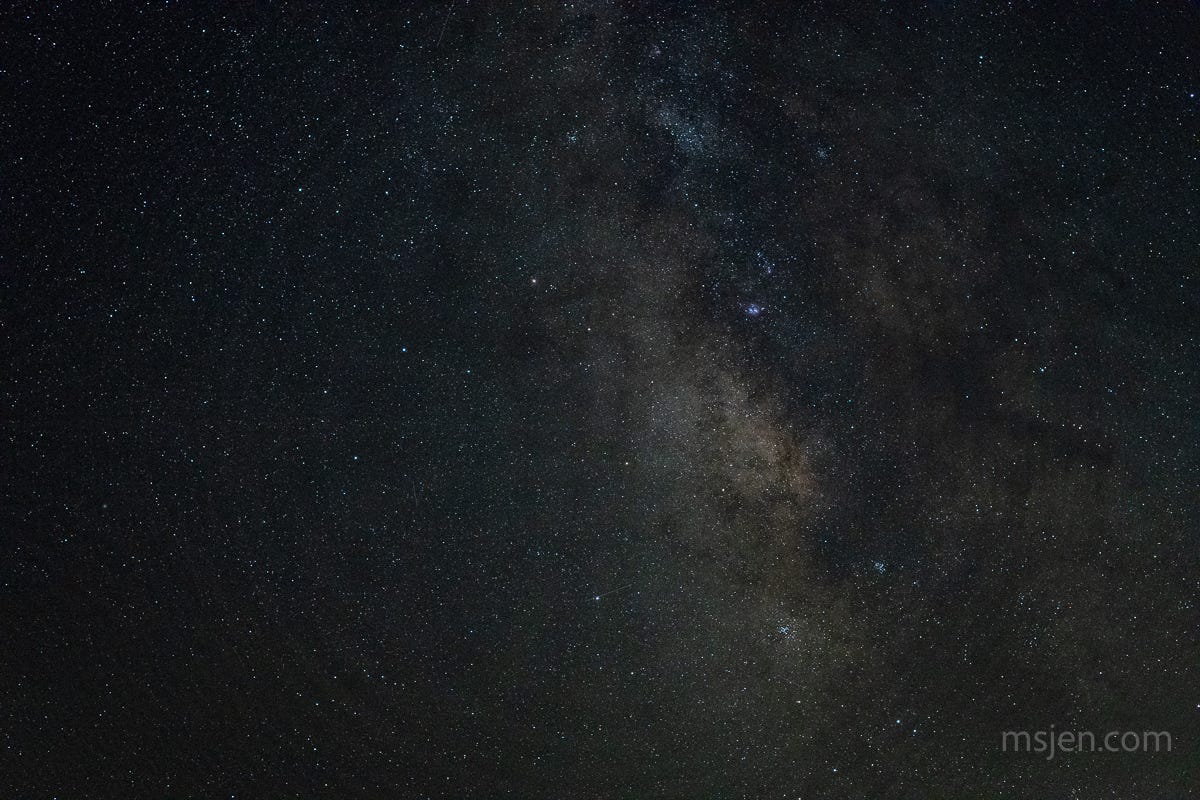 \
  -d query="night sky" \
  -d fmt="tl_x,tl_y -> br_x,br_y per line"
4,2 -> 1200,797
